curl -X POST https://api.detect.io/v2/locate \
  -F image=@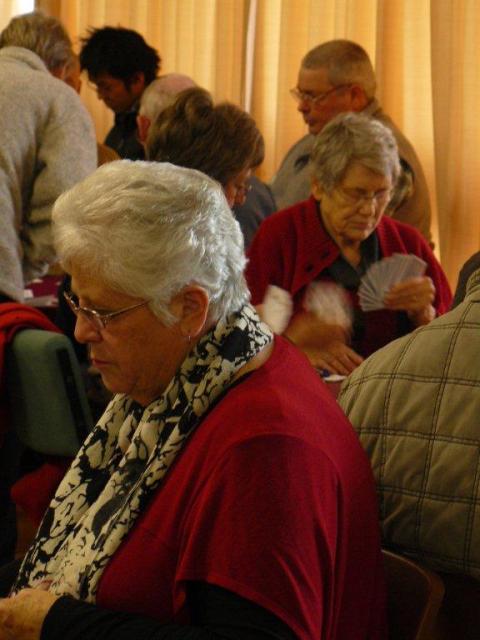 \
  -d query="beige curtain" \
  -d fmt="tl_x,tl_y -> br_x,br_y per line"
33,0 -> 480,287
0,0 -> 35,30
